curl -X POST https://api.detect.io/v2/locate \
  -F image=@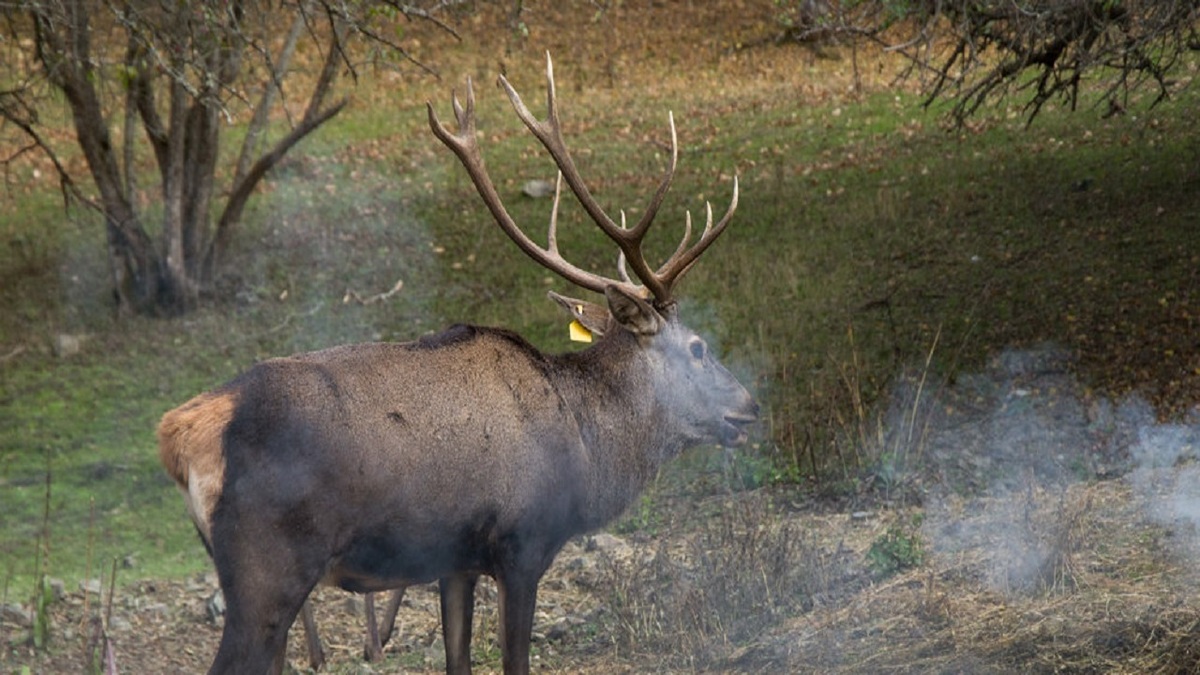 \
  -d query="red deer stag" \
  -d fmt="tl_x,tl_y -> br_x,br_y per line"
157,53 -> 756,675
